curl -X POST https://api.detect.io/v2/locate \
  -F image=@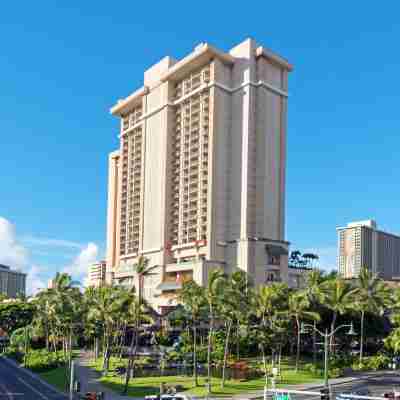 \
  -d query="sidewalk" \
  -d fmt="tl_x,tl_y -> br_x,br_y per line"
74,354 -> 139,400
